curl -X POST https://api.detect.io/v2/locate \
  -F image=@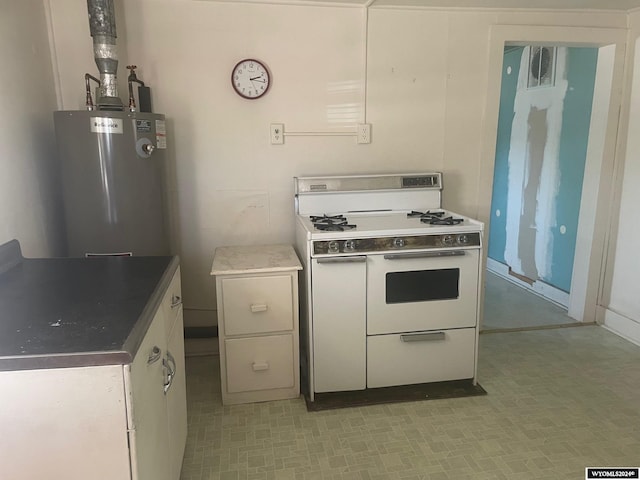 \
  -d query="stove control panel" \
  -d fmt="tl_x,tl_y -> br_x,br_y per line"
313,232 -> 481,255
401,174 -> 441,188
